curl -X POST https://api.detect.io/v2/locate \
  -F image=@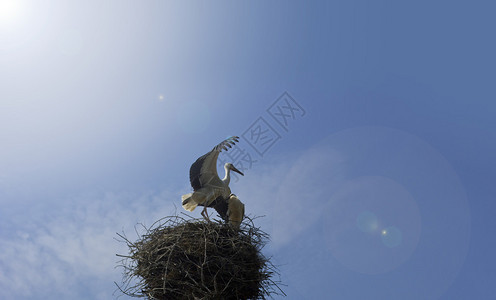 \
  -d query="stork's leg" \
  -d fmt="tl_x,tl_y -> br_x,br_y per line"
201,206 -> 210,222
